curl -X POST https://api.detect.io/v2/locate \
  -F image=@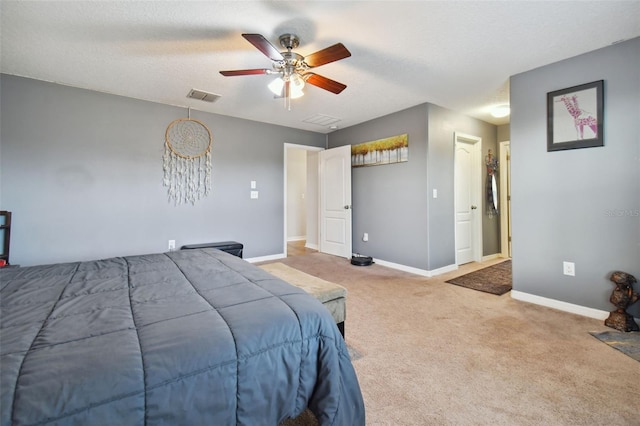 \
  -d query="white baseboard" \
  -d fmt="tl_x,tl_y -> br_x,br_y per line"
510,290 -> 609,320
305,242 -> 318,250
372,258 -> 458,277
287,236 -> 306,242
245,253 -> 286,264
482,253 -> 502,262
428,263 -> 459,276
